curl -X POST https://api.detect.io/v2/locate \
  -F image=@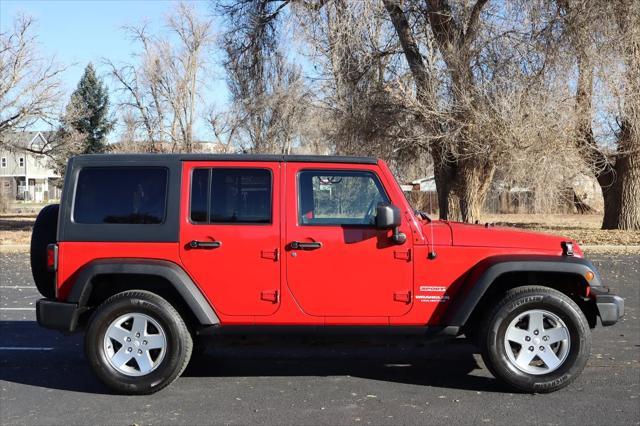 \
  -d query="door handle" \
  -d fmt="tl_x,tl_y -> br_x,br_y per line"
189,240 -> 222,249
289,241 -> 322,250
